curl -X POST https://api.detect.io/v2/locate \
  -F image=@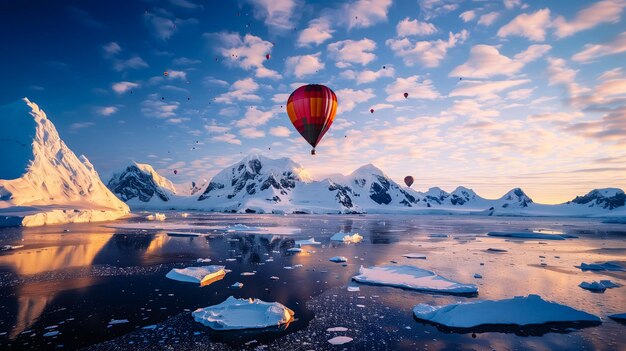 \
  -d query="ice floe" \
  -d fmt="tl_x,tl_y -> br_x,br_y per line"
486,248 -> 508,253
428,234 -> 448,238
191,296 -> 294,330
0,244 -> 24,251
326,327 -> 349,332
330,232 -> 363,243
329,256 -> 348,263
328,336 -> 353,345
576,262 -> 625,271
413,294 -> 600,328
352,265 -> 478,294
579,280 -> 621,292
287,248 -> 302,253
294,237 -> 321,246
402,253 -> 426,259
165,265 -> 228,285
146,213 -> 166,221
487,231 -> 566,240
609,313 -> 626,322
230,282 -> 243,289
196,258 -> 211,263
108,319 -> 129,325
